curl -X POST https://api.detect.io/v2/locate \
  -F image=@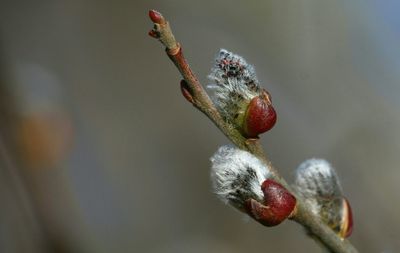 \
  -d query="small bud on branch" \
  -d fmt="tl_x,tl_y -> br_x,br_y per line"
180,80 -> 194,104
294,159 -> 353,238
211,146 -> 296,226
149,10 -> 165,24
208,49 -> 276,138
